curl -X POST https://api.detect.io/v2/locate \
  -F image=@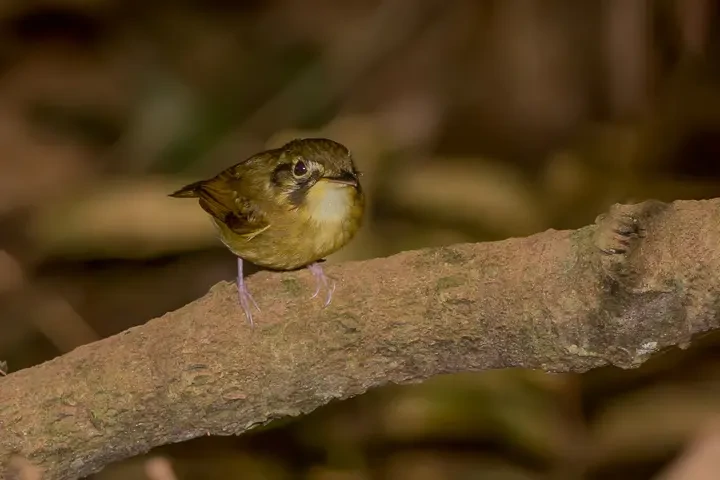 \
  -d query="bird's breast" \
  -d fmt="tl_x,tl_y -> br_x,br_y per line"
304,181 -> 355,225
298,182 -> 363,256
215,183 -> 364,270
